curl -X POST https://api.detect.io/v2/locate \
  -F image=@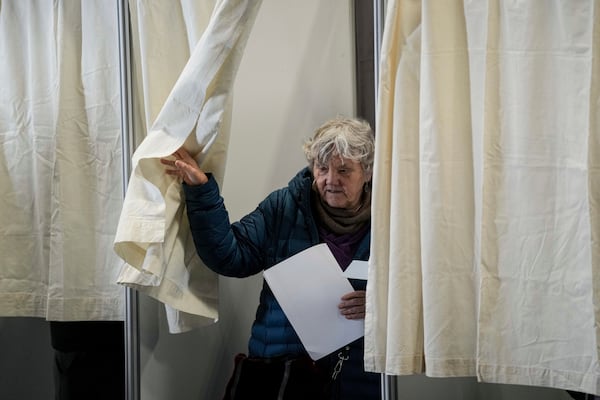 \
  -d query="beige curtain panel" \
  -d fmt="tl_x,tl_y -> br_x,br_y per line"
0,0 -> 125,321
366,0 -> 600,395
0,0 -> 262,330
